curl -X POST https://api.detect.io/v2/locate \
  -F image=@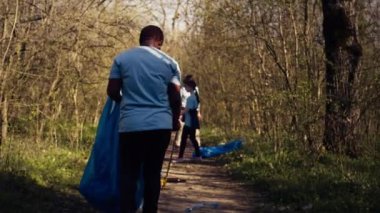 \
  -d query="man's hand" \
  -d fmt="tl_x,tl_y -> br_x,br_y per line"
172,118 -> 181,131
107,79 -> 122,103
